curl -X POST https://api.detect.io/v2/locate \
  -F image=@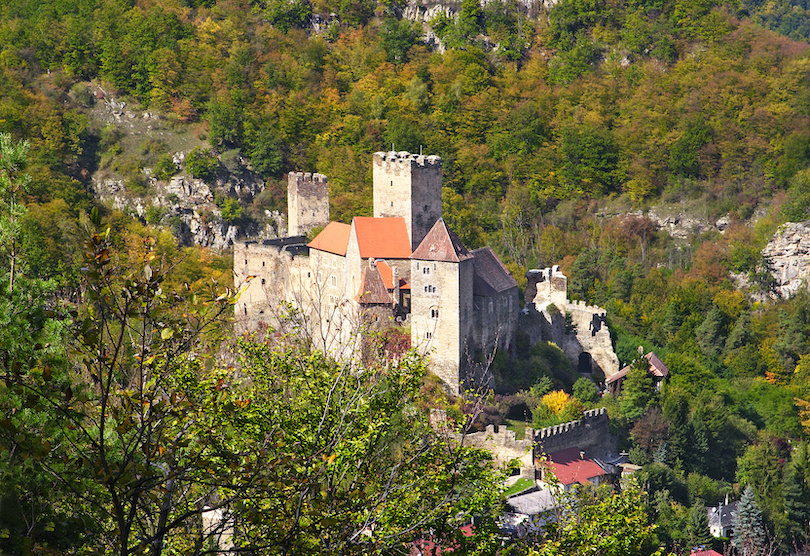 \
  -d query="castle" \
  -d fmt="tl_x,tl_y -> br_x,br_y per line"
235,152 -> 519,392
234,152 -> 620,392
